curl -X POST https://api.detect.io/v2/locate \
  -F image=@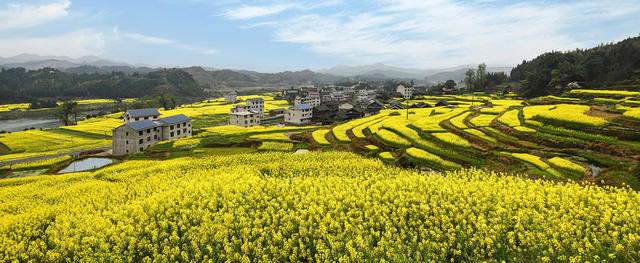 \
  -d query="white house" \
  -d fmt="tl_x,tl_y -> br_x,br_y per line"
224,91 -> 237,103
396,85 -> 413,99
285,104 -> 313,125
122,108 -> 160,123
246,98 -> 265,116
229,110 -> 260,127
294,95 -> 321,107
